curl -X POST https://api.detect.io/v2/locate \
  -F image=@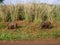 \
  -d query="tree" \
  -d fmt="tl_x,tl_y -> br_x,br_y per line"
0,0 -> 4,3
